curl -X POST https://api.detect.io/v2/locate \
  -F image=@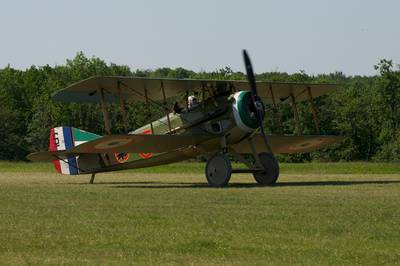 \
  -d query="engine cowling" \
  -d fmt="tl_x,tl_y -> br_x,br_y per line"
232,91 -> 262,133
